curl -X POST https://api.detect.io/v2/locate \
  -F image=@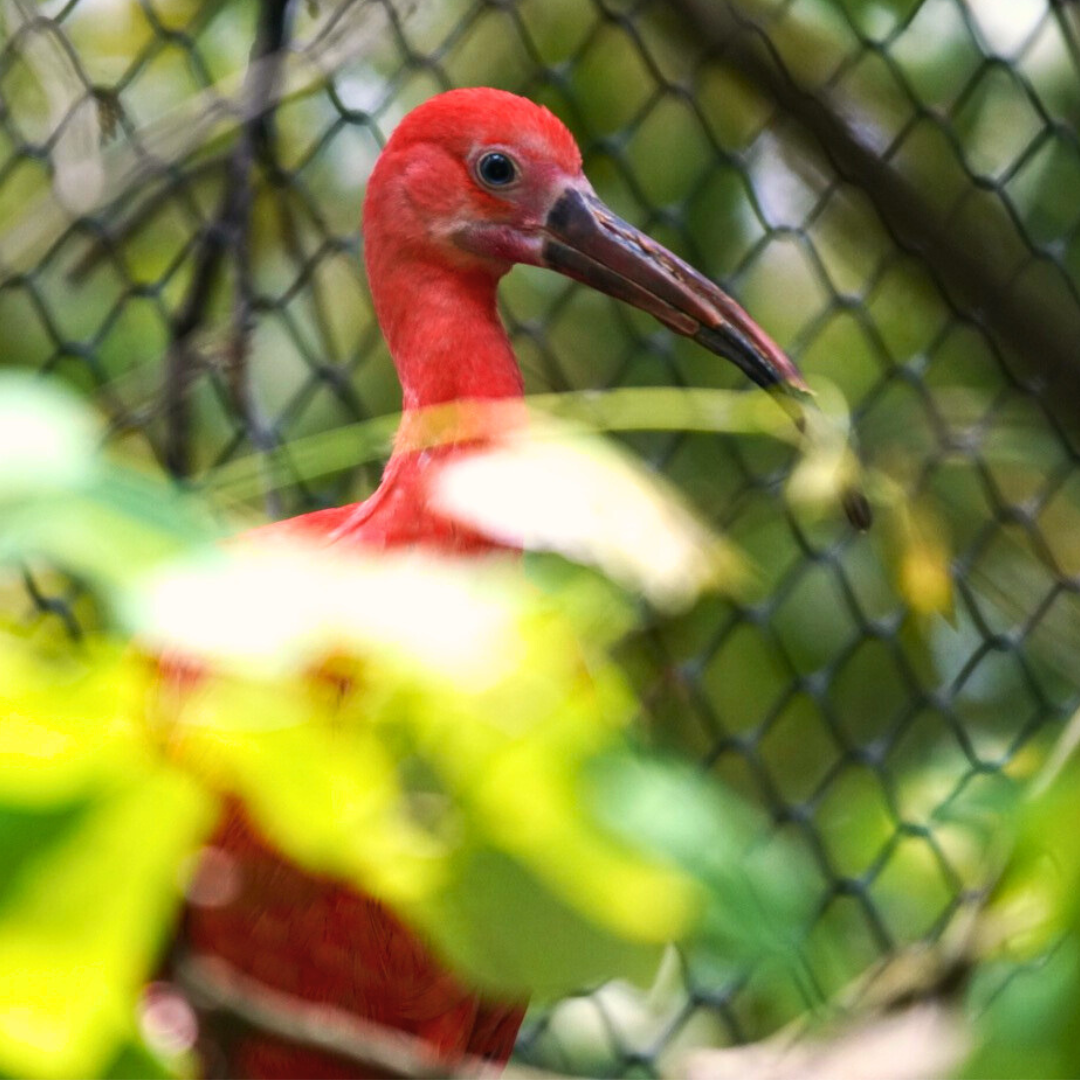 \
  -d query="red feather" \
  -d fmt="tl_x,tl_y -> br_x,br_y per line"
174,85 -> 800,1077
178,91 -> 567,1077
